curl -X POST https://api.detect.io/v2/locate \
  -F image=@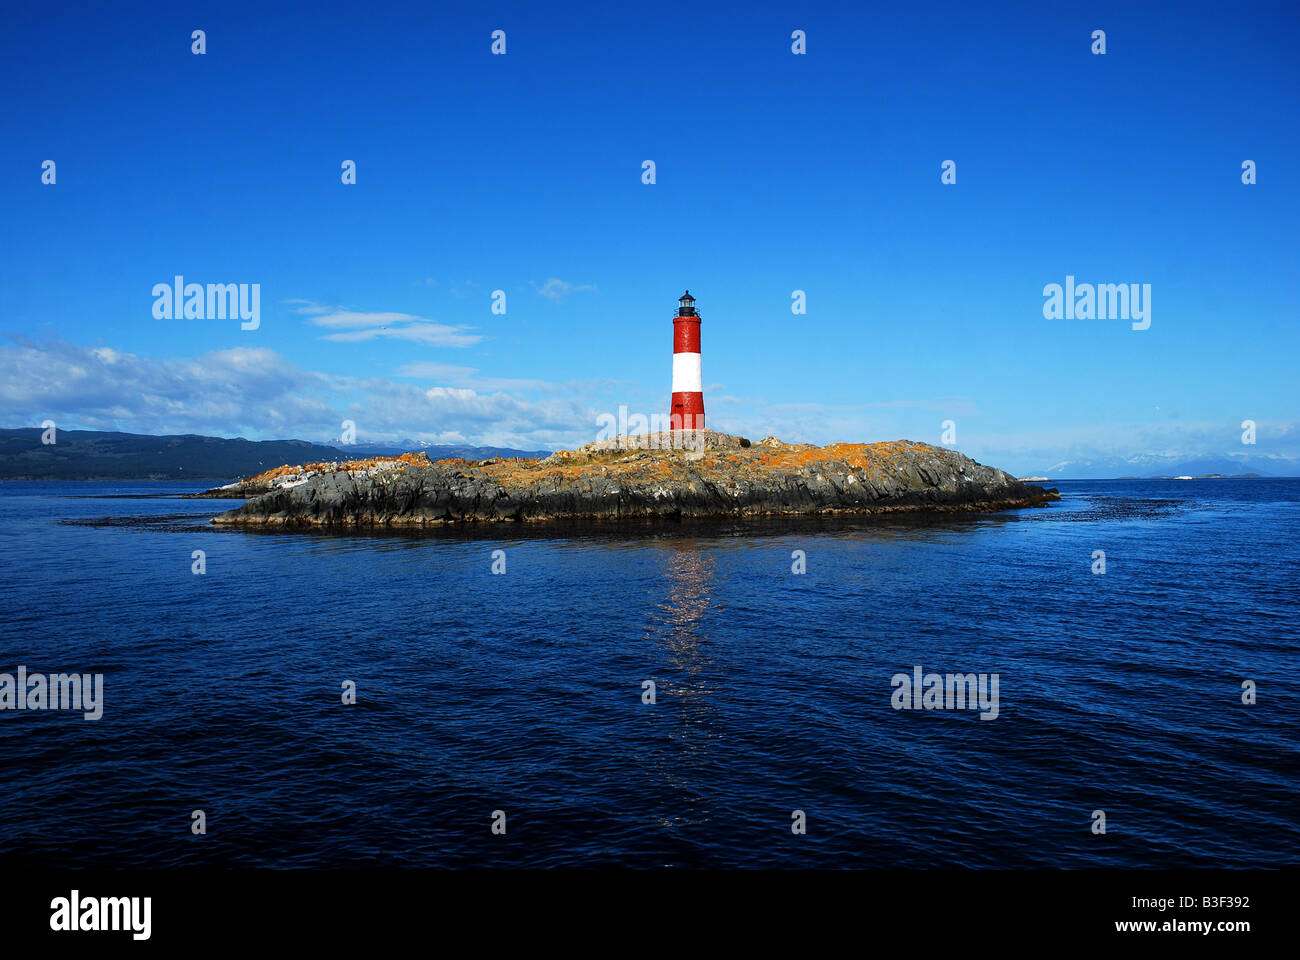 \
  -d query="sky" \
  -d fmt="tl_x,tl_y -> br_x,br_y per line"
1,0 -> 1297,476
